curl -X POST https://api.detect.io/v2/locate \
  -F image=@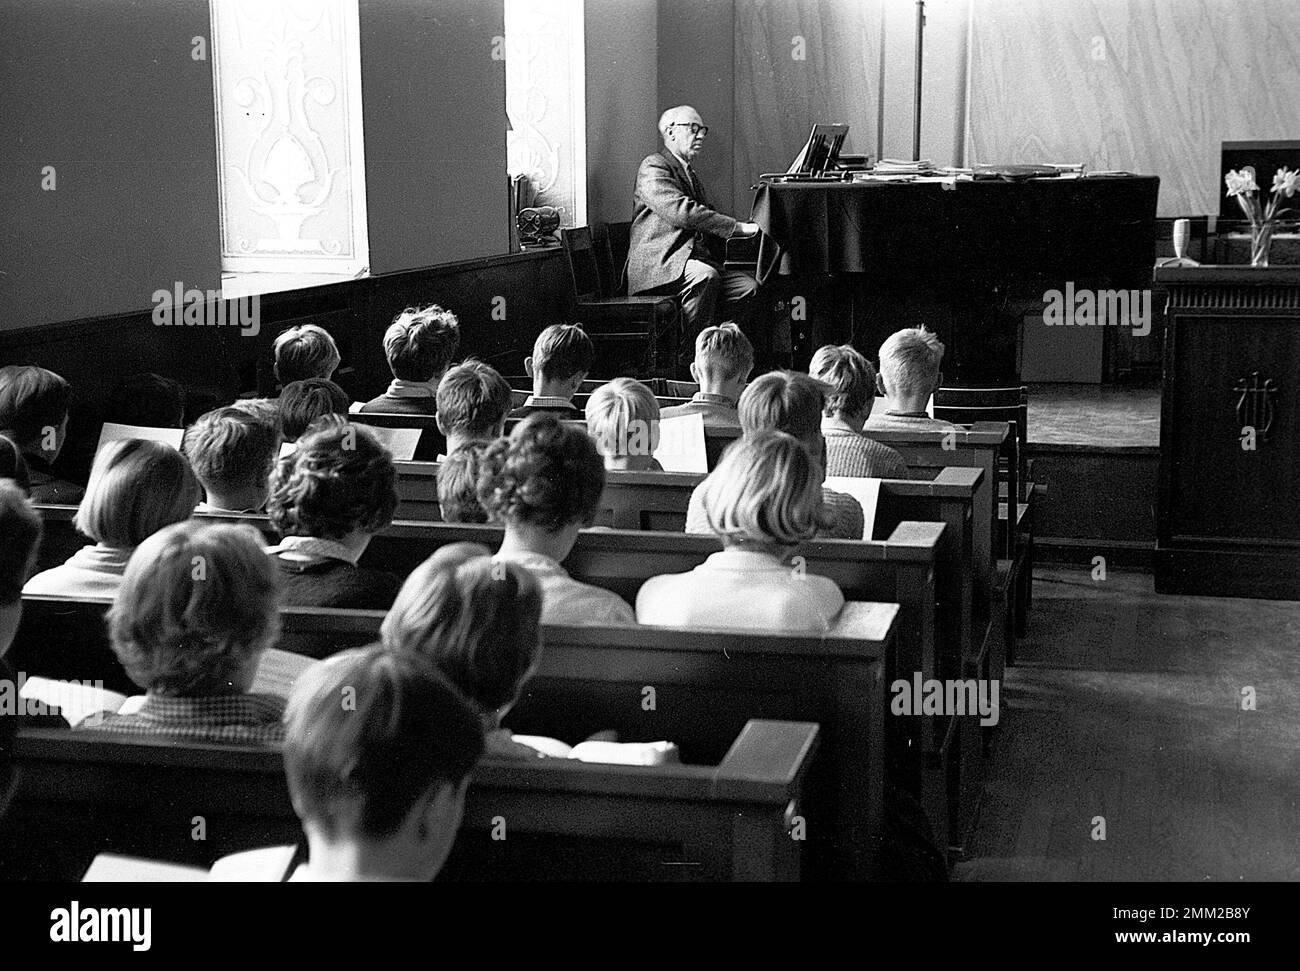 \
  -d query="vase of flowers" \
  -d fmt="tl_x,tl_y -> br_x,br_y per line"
1225,166 -> 1299,267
